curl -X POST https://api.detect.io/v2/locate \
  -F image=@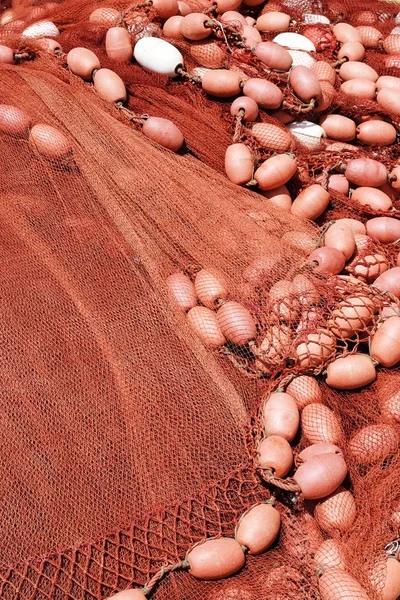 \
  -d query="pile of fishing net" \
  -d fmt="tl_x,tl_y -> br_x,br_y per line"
0,0 -> 400,598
